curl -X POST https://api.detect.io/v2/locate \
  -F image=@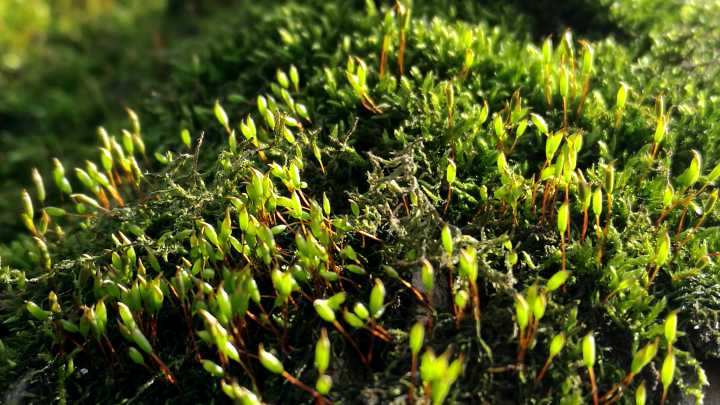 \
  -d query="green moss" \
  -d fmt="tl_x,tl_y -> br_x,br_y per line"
2,1 -> 720,404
